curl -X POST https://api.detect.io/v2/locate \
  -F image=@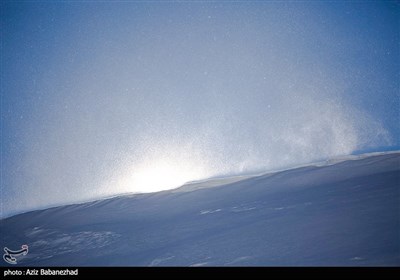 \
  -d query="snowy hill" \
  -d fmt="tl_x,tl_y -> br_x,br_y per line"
1,152 -> 399,266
